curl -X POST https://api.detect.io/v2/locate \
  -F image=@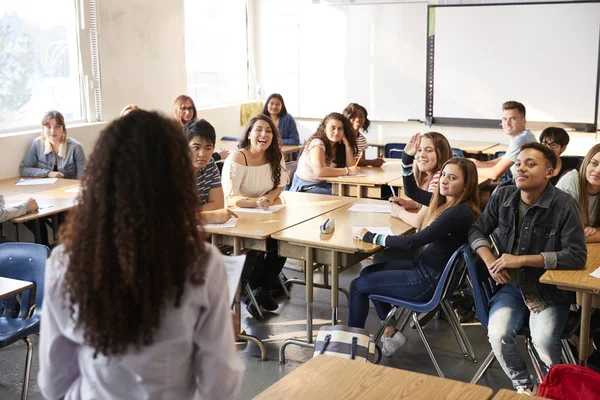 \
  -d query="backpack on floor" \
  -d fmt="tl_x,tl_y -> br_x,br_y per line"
313,325 -> 376,363
537,364 -> 600,399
